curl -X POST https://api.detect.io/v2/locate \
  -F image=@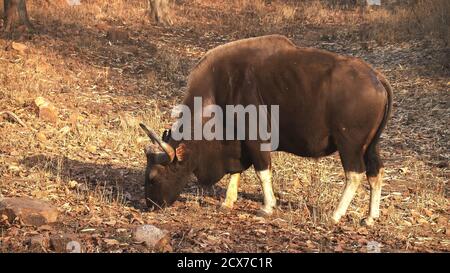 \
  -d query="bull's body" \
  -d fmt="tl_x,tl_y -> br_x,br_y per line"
143,35 -> 392,225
